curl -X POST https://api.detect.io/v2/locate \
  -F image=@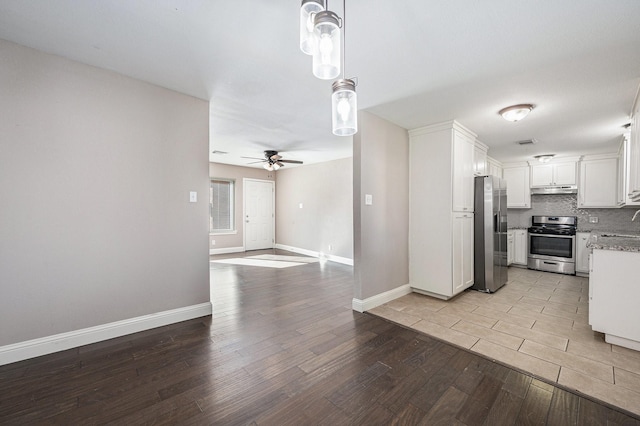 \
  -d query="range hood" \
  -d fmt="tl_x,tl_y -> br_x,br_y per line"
531,185 -> 578,195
